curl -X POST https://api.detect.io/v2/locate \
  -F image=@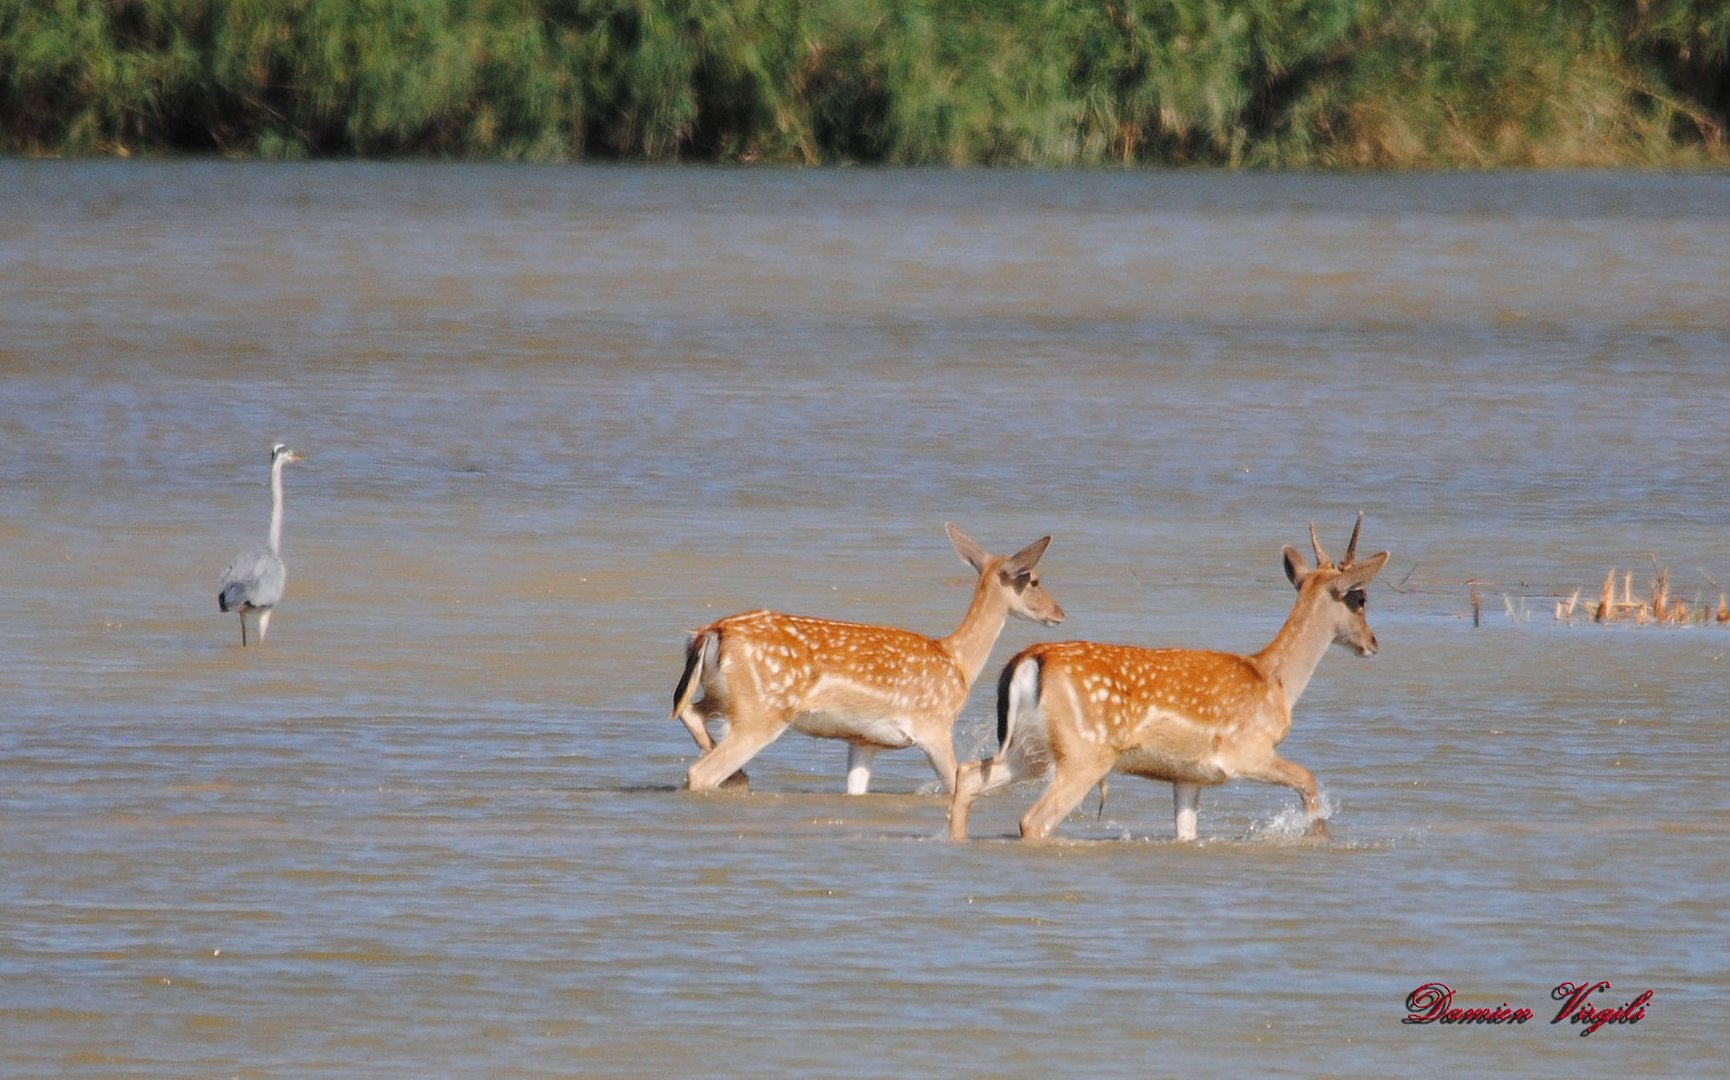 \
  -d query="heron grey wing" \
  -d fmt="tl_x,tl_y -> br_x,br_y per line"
219,546 -> 287,610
